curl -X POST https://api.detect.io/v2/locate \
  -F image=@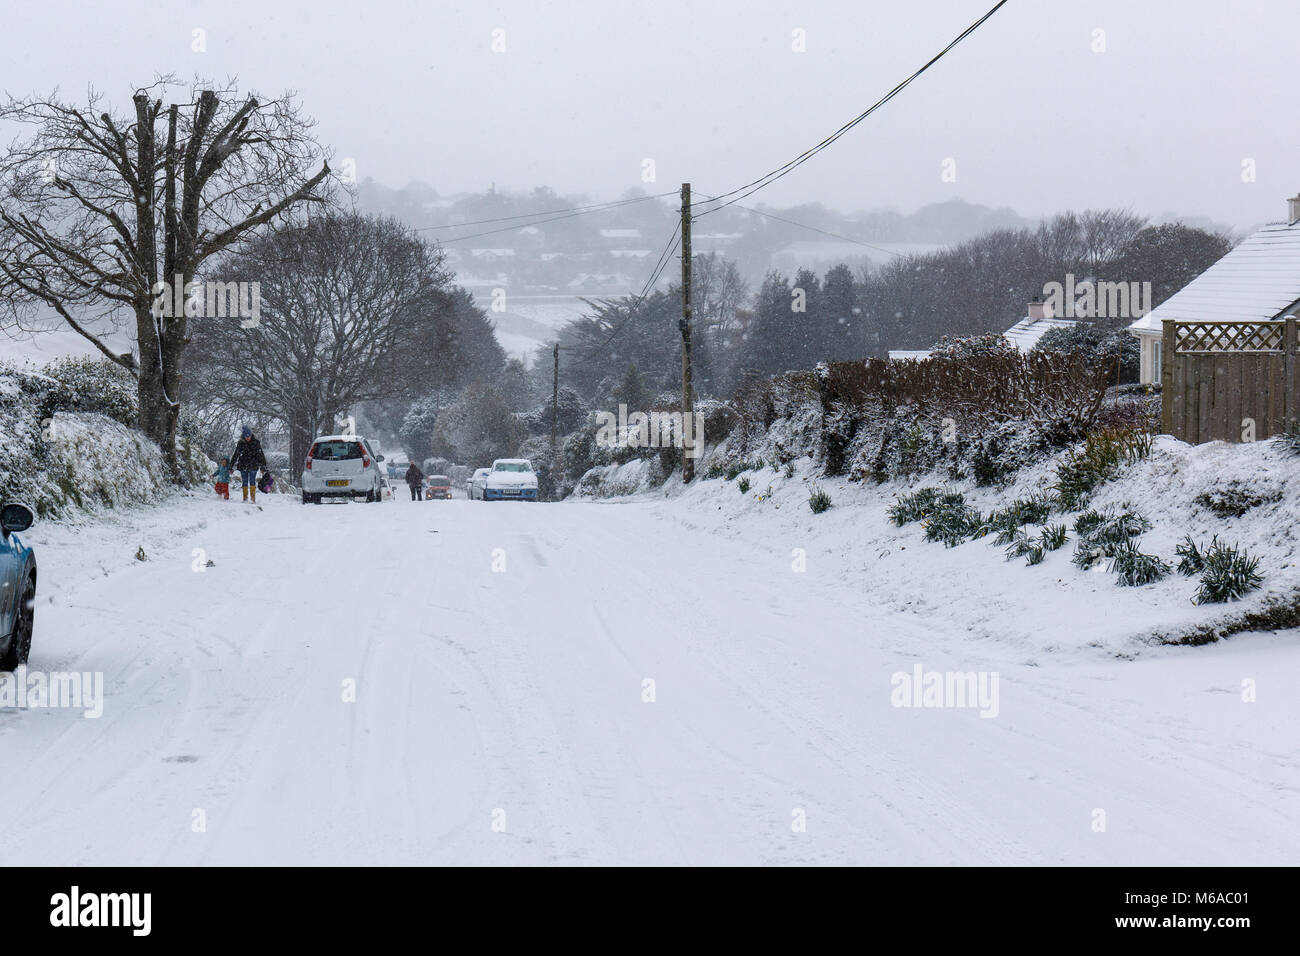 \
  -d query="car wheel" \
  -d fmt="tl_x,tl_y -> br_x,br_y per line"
1,575 -> 35,672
